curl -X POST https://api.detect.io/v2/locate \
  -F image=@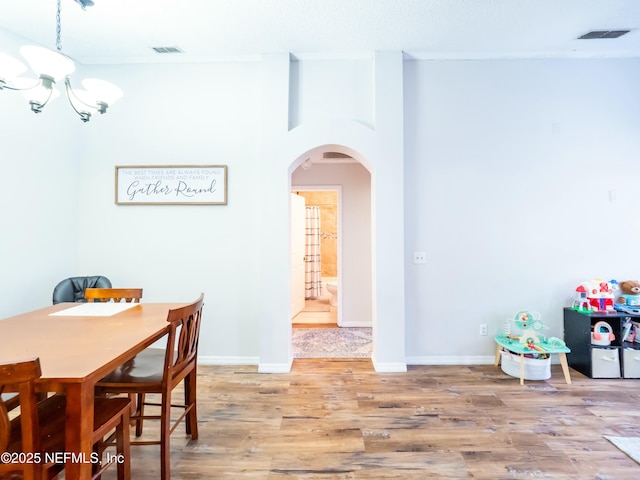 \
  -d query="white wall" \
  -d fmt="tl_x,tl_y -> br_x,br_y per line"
72,61 -> 263,362
0,30 -> 83,316
292,162 -> 373,327
3,20 -> 640,367
290,59 -> 374,129
404,58 -> 640,363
